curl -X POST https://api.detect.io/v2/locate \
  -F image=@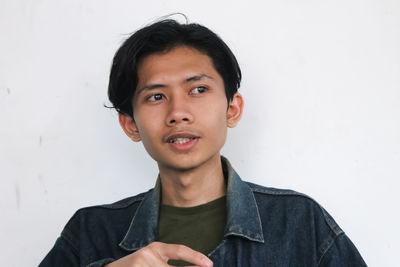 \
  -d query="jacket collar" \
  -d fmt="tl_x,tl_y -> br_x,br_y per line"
223,157 -> 264,243
119,156 -> 264,251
